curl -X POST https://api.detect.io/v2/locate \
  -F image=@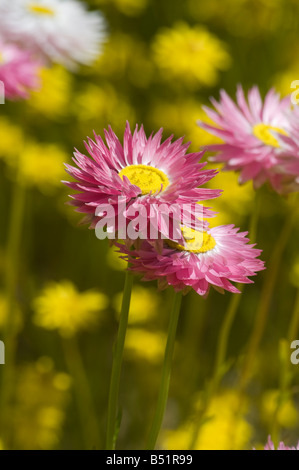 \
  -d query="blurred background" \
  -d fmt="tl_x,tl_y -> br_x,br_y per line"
1,0 -> 299,450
